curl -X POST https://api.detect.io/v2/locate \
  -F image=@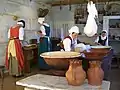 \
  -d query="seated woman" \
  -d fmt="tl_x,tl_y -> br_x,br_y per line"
62,26 -> 79,51
95,30 -> 108,46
